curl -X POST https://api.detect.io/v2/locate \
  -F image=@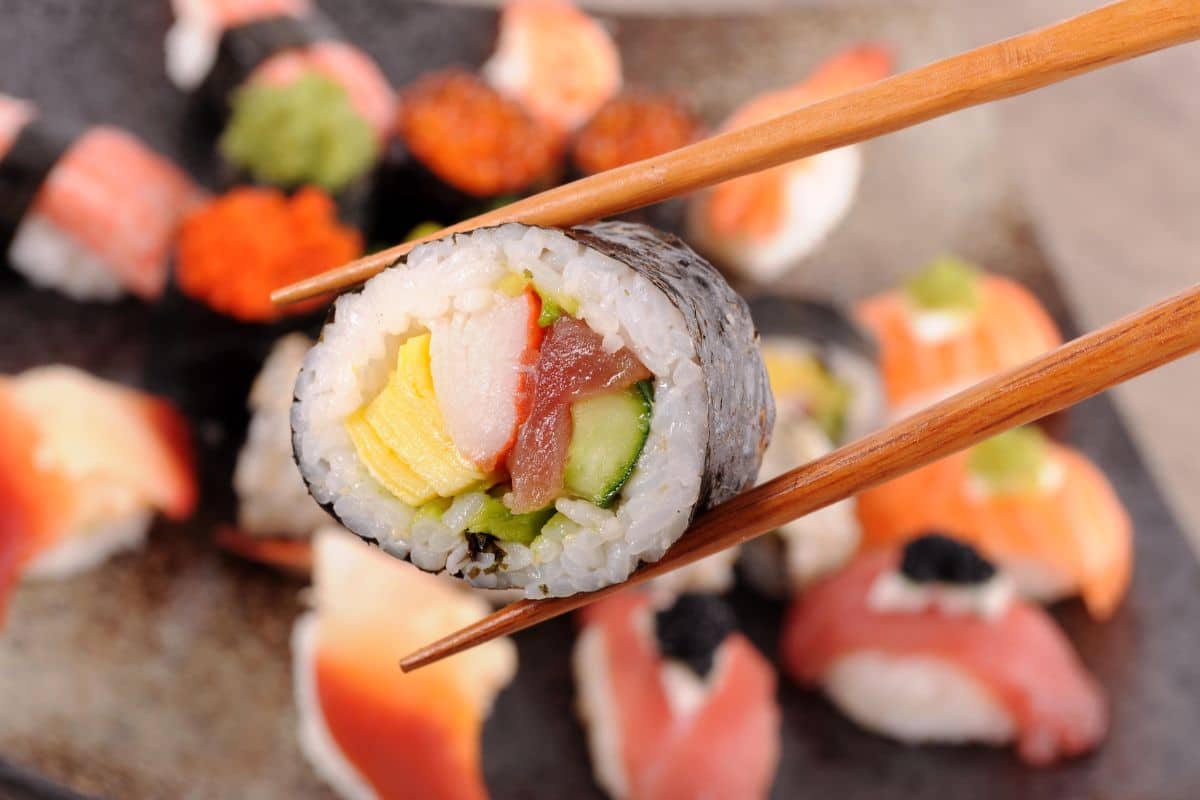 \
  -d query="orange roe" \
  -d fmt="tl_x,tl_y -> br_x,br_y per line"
175,186 -> 362,322
571,92 -> 701,176
396,69 -> 564,198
